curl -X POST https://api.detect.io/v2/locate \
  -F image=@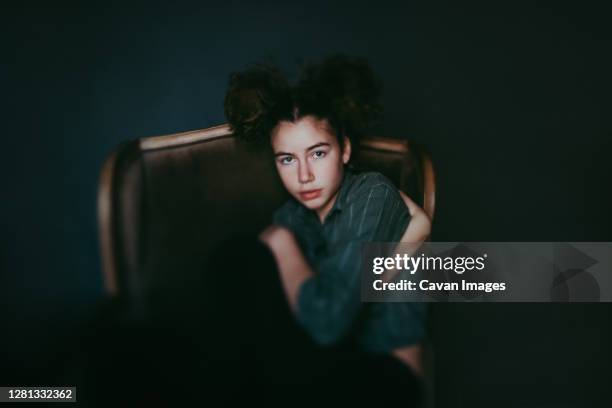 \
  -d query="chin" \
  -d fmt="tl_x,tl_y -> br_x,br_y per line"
298,196 -> 325,210
301,200 -> 320,210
